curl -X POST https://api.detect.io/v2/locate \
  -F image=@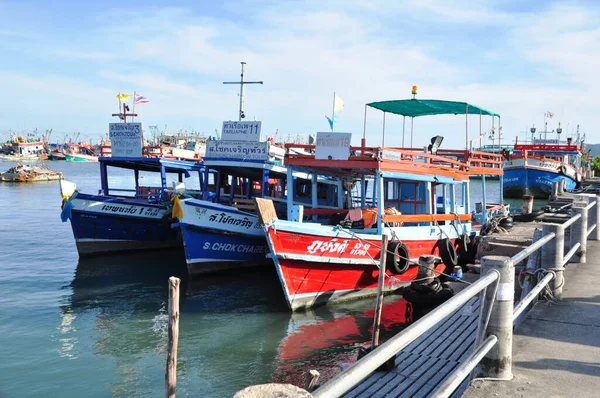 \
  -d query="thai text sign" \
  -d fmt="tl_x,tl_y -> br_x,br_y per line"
221,121 -> 262,142
315,132 -> 352,160
205,140 -> 269,160
109,123 -> 142,157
